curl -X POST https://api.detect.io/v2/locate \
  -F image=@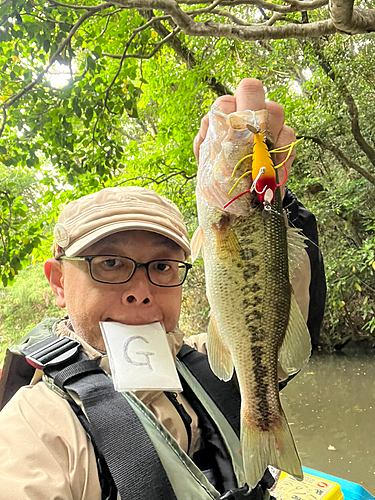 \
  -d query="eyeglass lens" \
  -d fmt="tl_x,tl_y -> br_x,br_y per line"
90,256 -> 188,286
